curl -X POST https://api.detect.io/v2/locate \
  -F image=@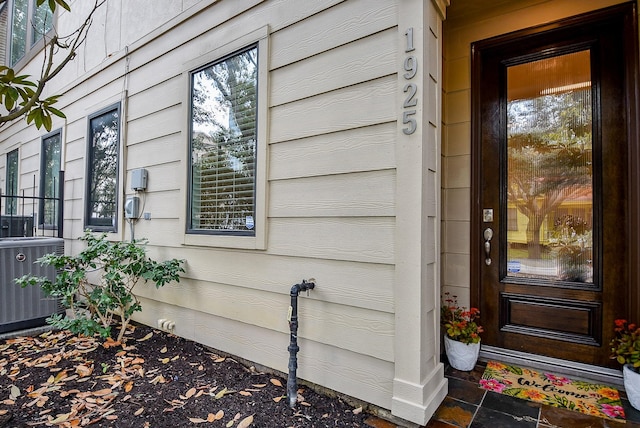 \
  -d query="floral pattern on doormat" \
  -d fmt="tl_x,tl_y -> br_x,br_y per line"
480,360 -> 625,421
